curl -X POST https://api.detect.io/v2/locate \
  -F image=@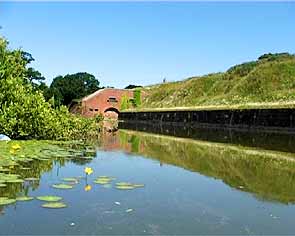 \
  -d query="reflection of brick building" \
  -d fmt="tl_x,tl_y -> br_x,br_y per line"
73,88 -> 134,118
